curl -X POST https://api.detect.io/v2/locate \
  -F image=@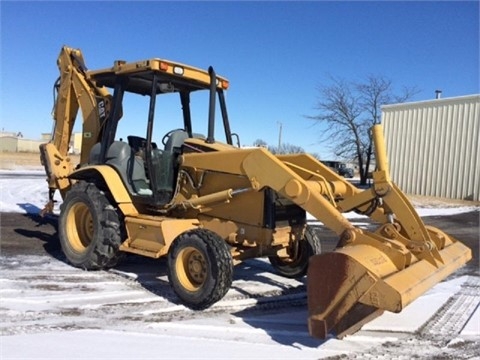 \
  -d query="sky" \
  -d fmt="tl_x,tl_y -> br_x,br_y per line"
1,1 -> 479,158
